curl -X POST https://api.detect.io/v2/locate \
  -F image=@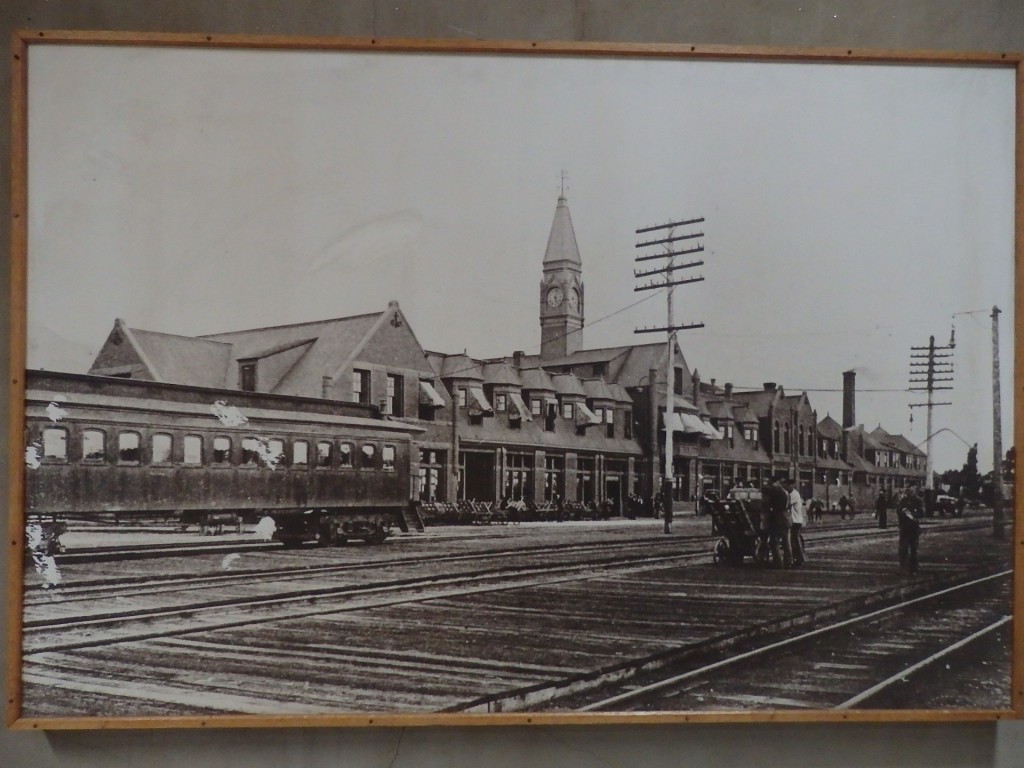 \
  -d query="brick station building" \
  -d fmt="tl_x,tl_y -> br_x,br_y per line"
85,192 -> 925,514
